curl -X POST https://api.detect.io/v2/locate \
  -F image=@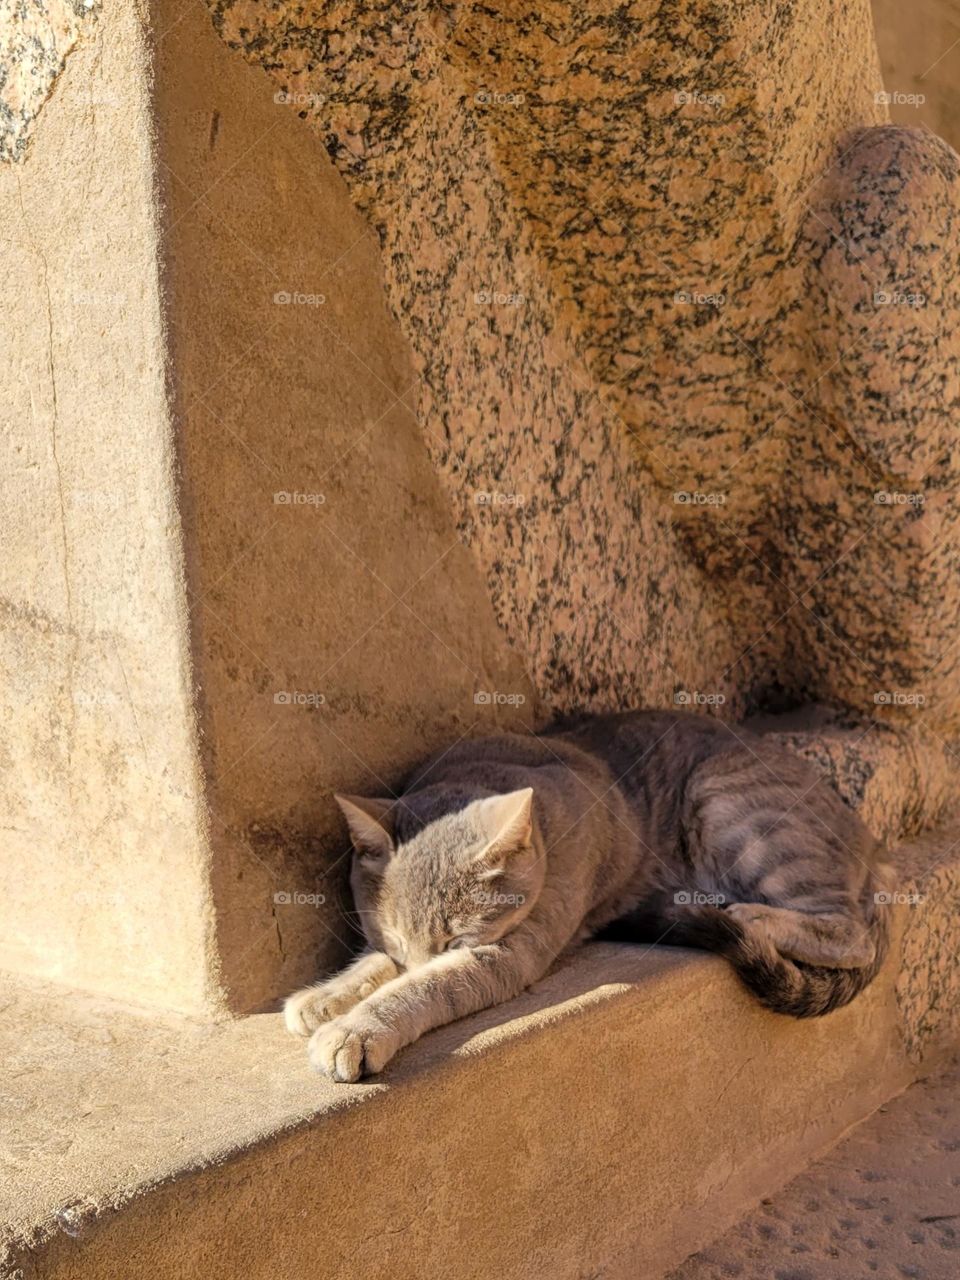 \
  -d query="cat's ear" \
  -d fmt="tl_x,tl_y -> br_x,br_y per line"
472,787 -> 534,877
334,793 -> 396,869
